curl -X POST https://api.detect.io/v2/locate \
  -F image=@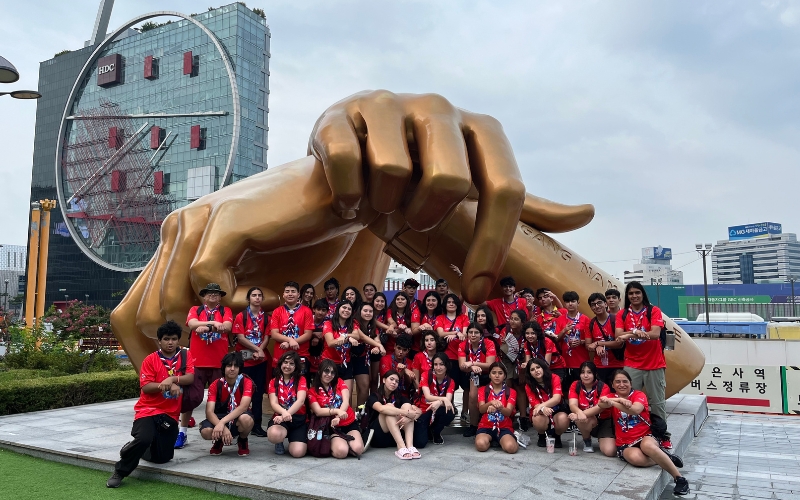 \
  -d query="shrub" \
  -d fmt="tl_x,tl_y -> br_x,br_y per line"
0,370 -> 139,415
